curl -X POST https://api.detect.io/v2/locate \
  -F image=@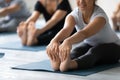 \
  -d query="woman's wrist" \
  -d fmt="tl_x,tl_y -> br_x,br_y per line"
64,38 -> 72,45
51,39 -> 59,43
